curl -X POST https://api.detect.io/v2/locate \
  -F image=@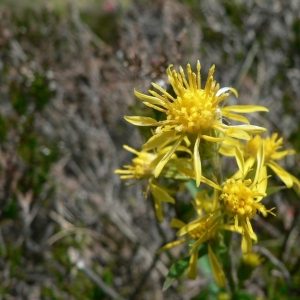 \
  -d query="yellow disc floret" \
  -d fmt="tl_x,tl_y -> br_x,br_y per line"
165,63 -> 224,134
115,145 -> 156,180
188,218 -> 213,240
220,178 -> 267,220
